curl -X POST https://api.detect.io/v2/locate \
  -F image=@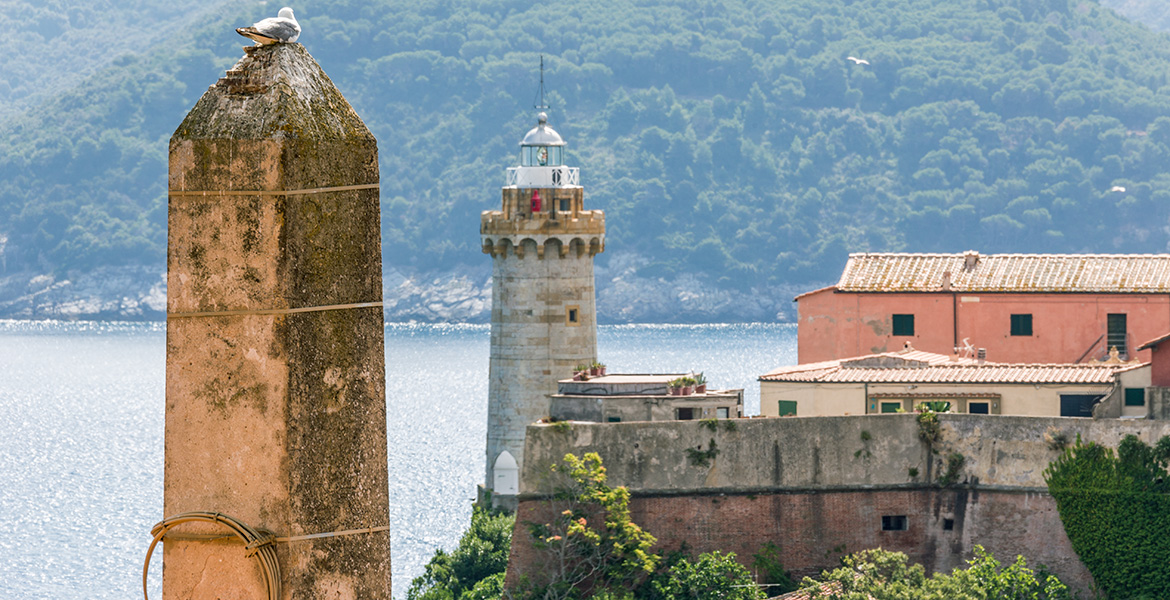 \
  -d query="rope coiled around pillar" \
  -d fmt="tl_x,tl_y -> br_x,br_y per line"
142,511 -> 281,600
